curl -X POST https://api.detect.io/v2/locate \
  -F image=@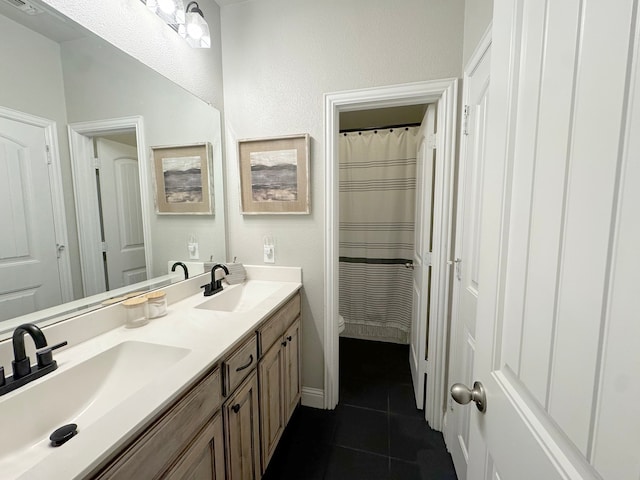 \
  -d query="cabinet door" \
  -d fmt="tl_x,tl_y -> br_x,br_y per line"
224,370 -> 260,480
259,340 -> 285,472
283,317 -> 301,423
165,413 -> 225,480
